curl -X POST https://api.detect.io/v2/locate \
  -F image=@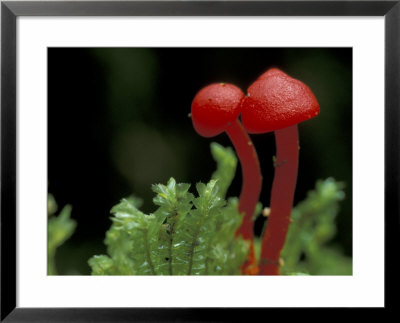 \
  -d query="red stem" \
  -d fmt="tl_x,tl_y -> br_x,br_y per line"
259,125 -> 299,275
225,119 -> 262,240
